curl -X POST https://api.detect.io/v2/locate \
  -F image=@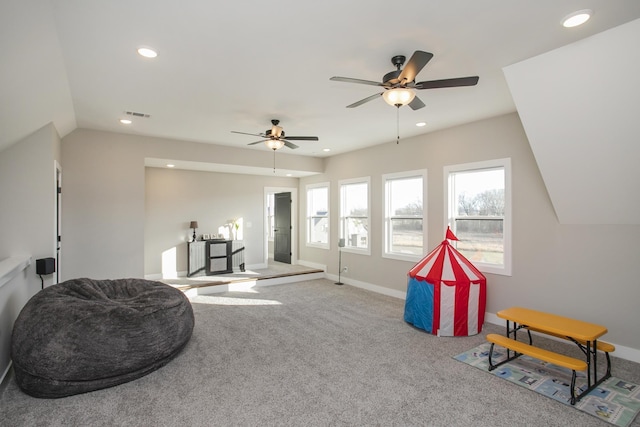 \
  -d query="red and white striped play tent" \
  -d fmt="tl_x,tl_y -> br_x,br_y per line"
404,227 -> 487,336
